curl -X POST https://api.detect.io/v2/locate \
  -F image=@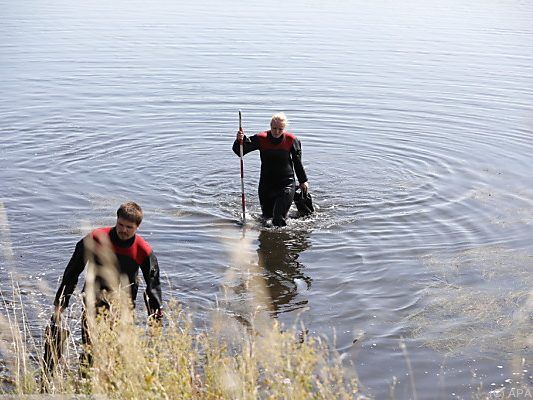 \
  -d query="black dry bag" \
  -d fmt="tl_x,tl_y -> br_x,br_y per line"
294,189 -> 315,216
